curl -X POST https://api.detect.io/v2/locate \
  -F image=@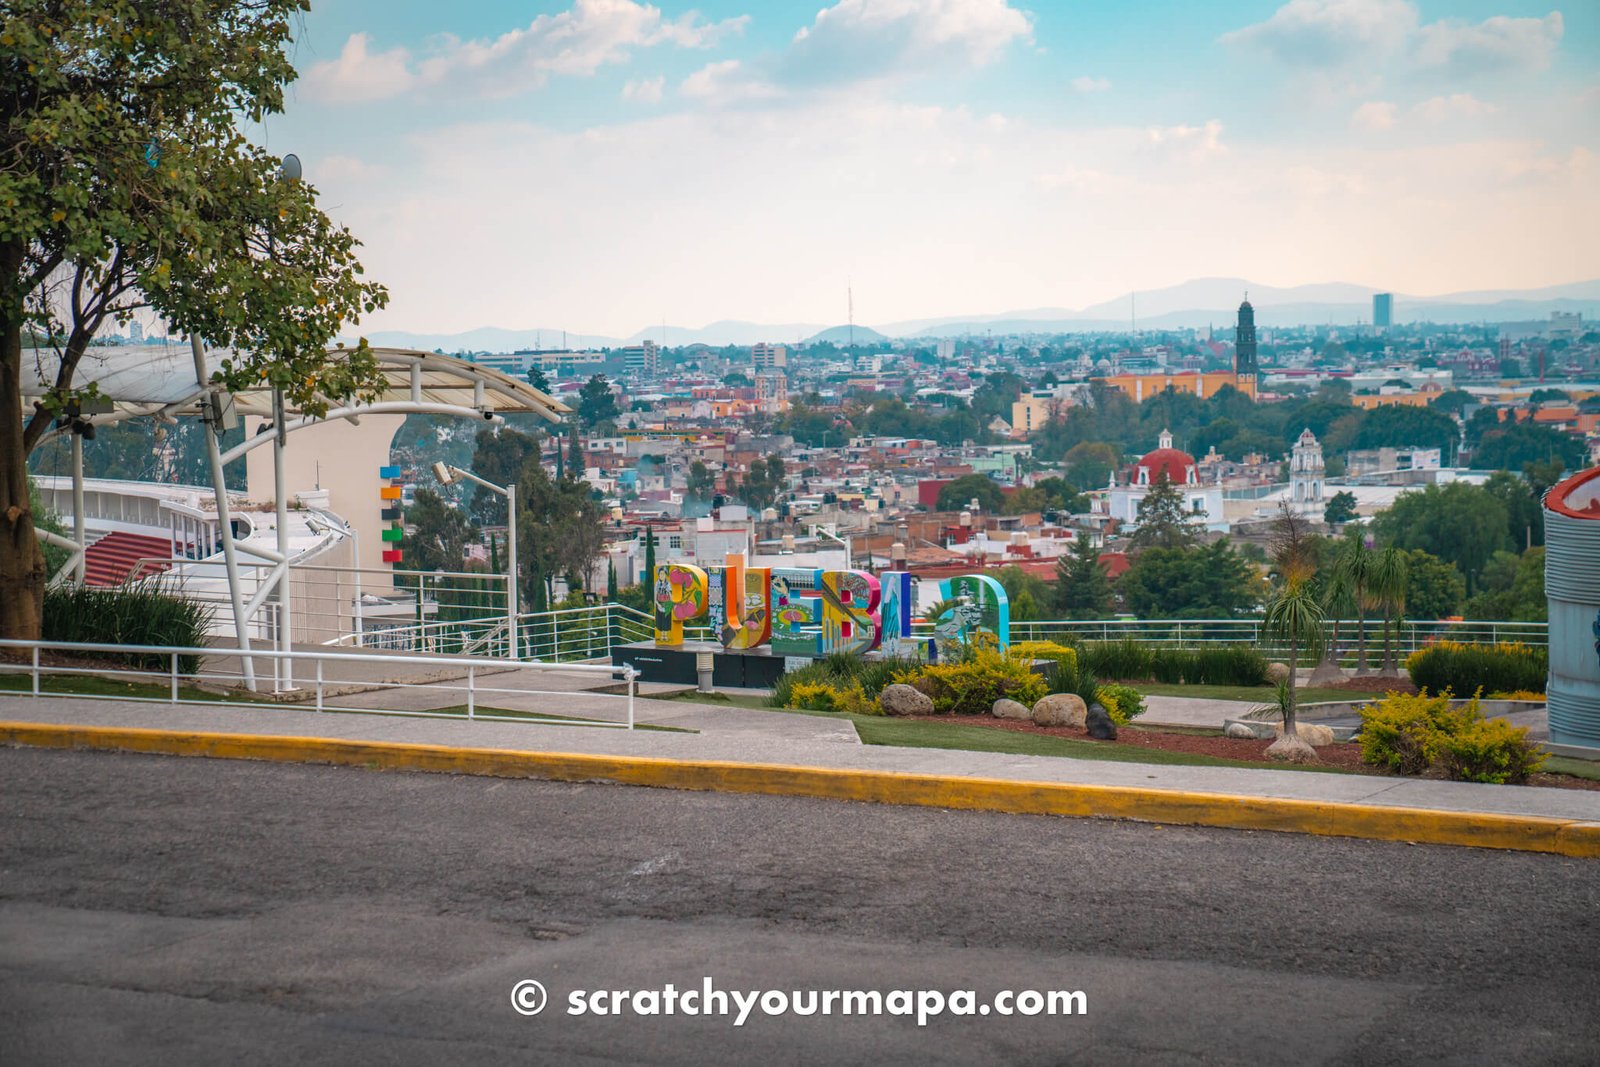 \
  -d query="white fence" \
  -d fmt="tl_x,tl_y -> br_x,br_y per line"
0,639 -> 638,729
